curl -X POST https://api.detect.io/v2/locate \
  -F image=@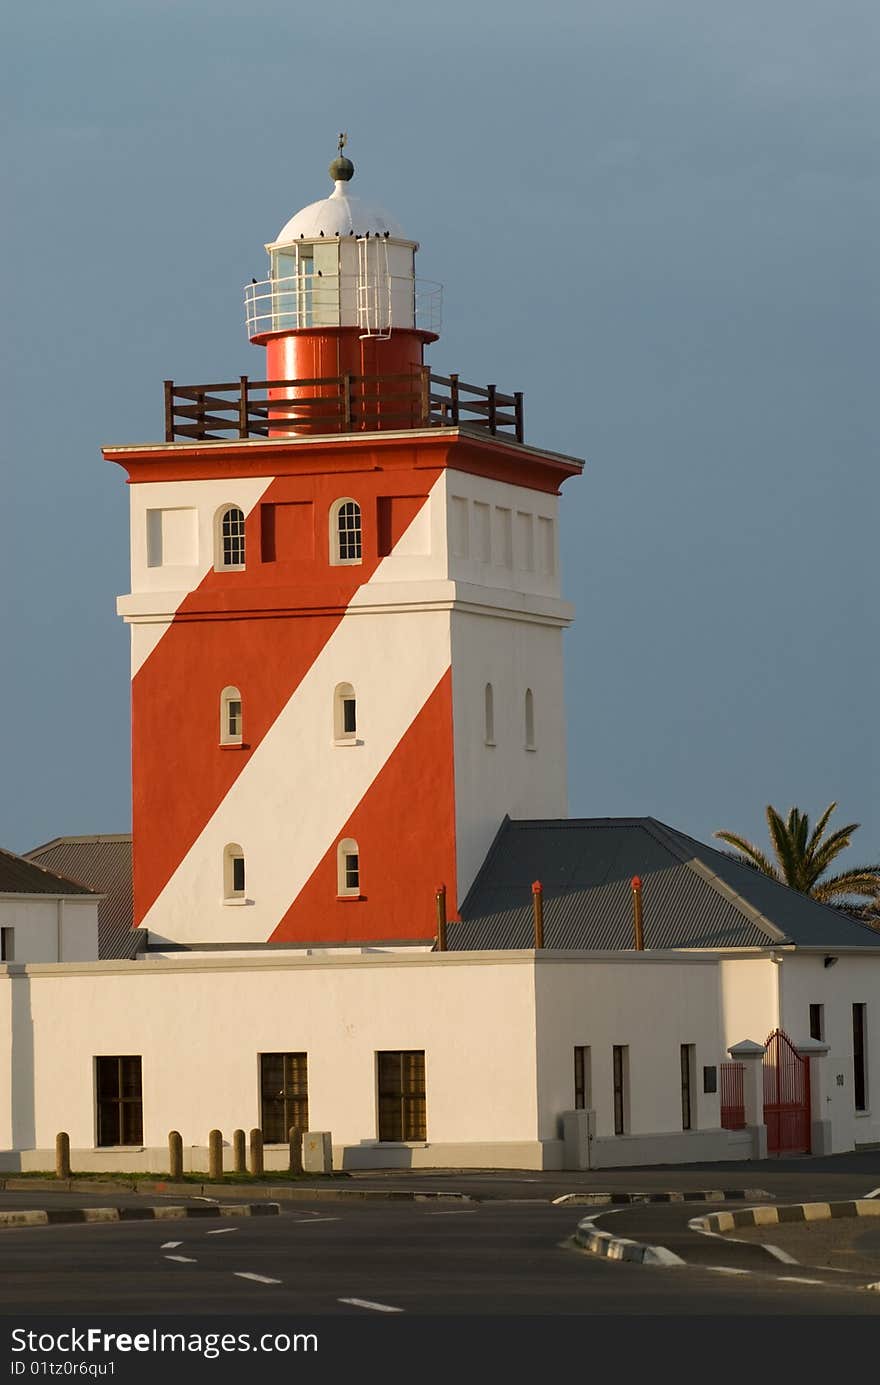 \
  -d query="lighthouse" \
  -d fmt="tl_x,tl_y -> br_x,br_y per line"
107,144 -> 582,949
